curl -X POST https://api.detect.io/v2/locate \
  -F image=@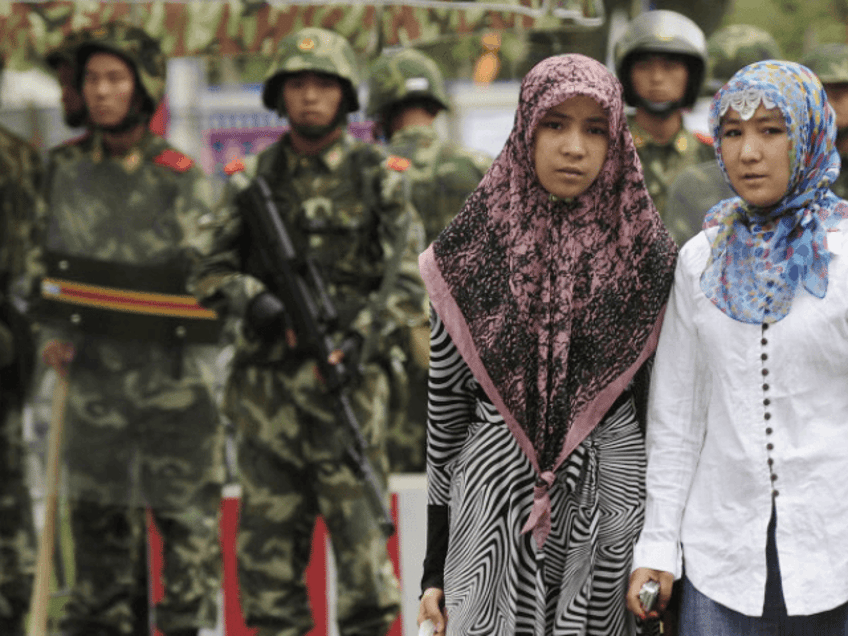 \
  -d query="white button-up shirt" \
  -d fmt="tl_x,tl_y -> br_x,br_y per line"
632,221 -> 848,617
